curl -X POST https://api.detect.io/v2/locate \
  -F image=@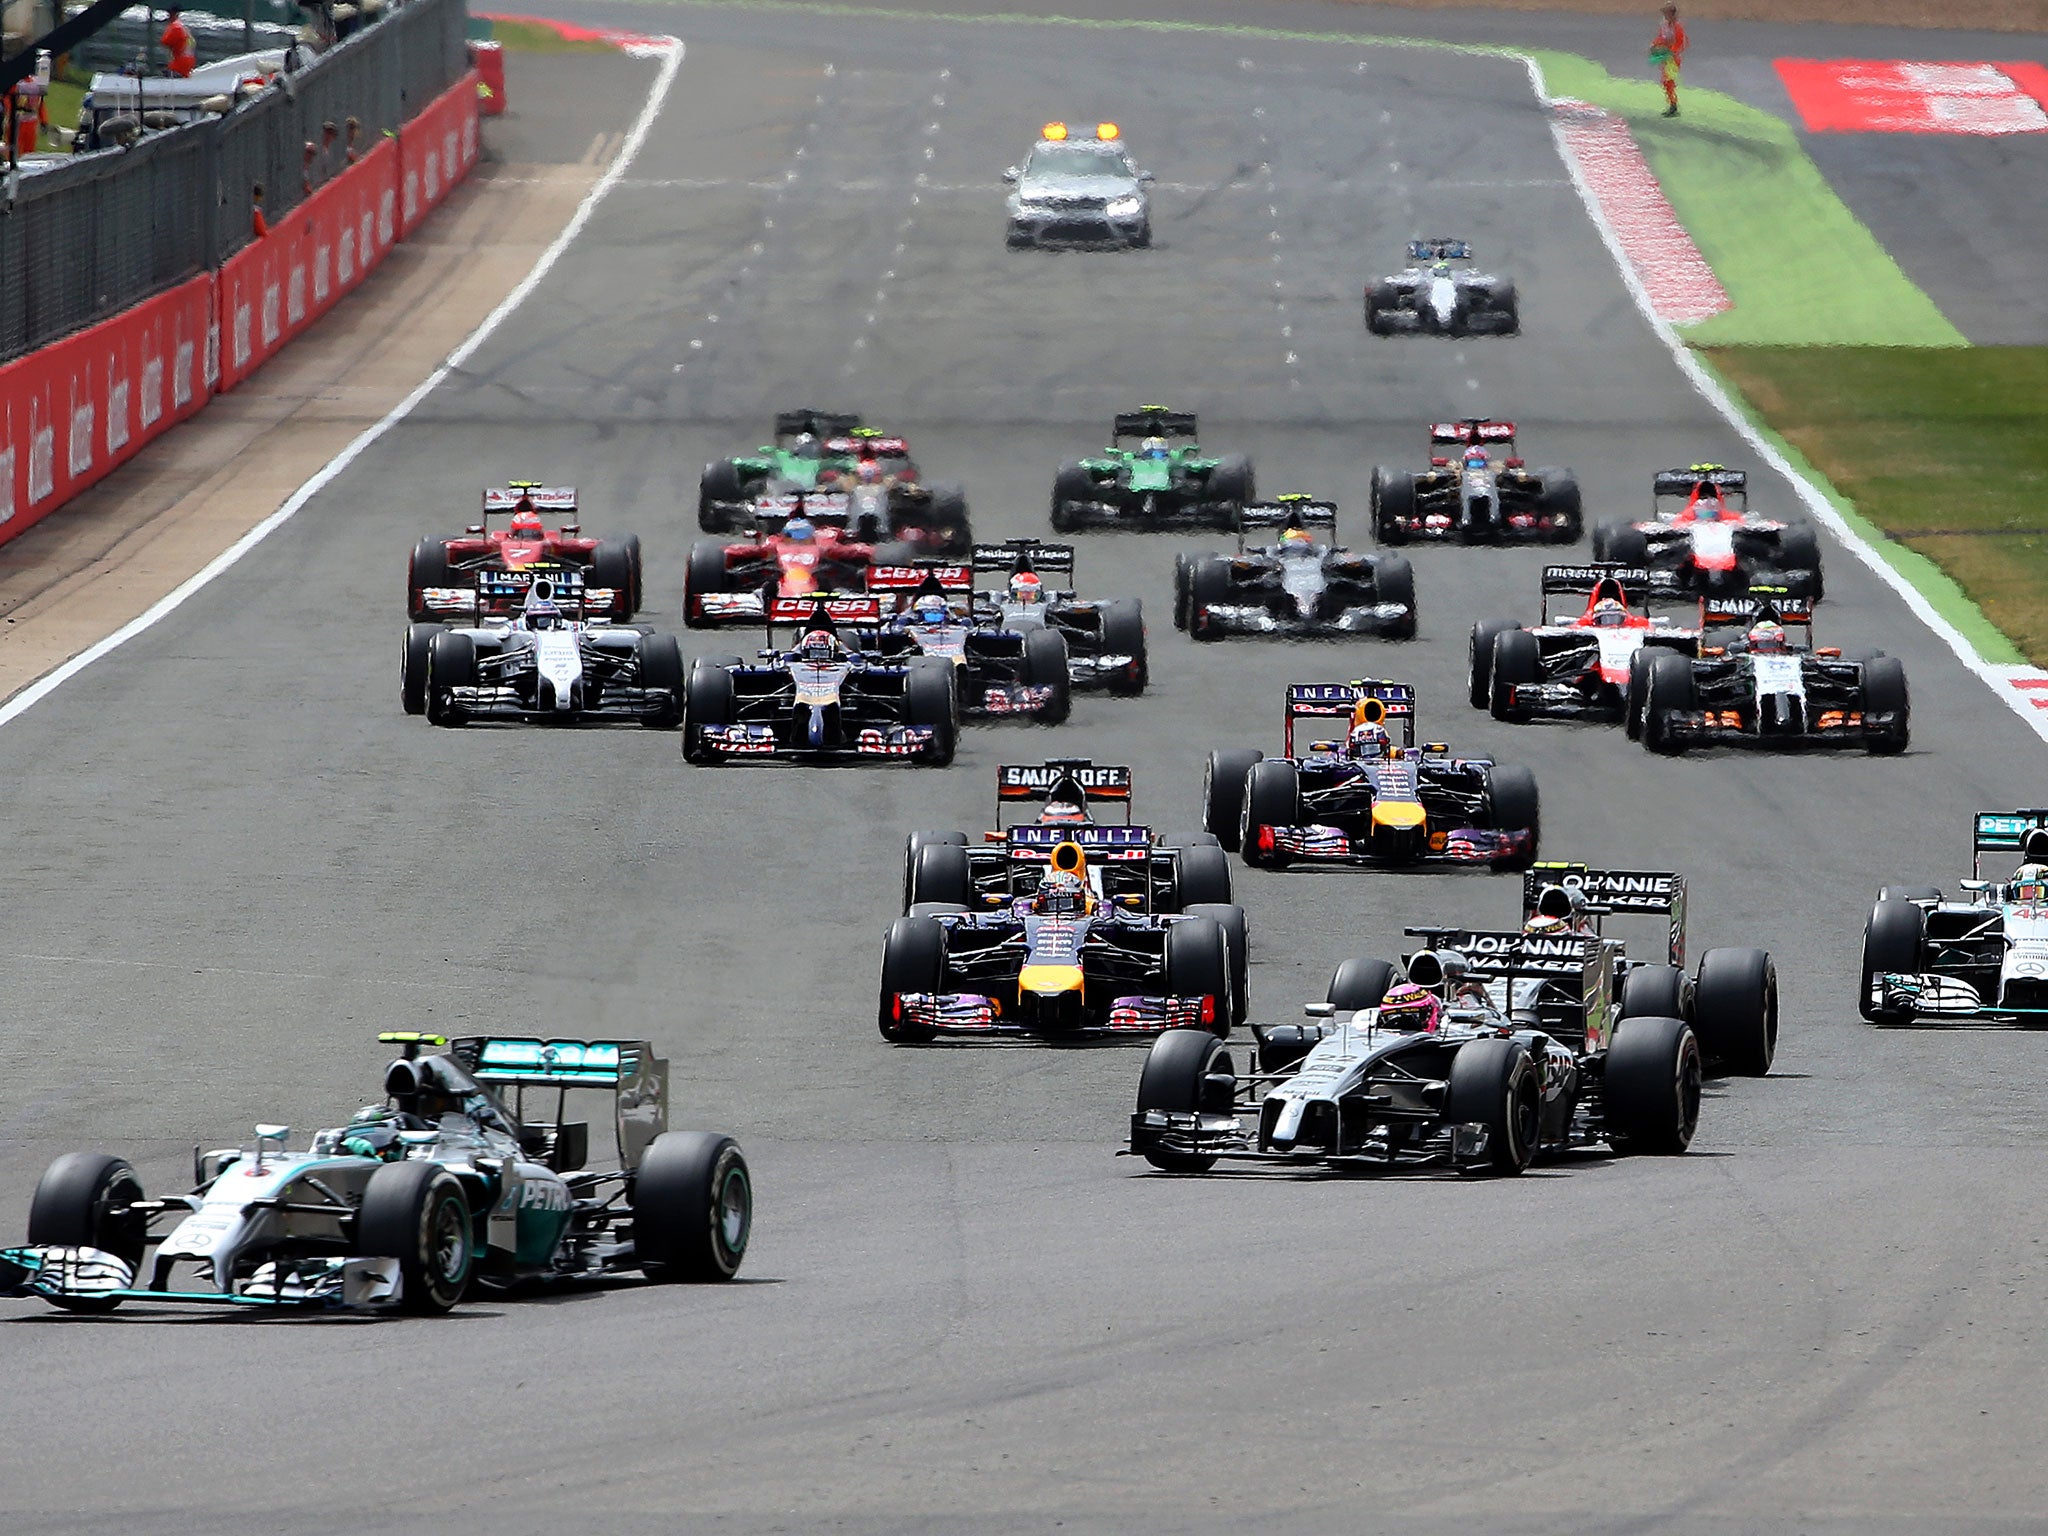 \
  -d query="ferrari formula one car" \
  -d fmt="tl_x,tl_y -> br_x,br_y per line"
698,411 -> 971,551
409,485 -> 641,622
866,562 -> 1074,723
1468,563 -> 1699,733
0,1032 -> 750,1314
972,538 -> 1149,695
1203,680 -> 1540,871
1174,496 -> 1417,641
1363,239 -> 1519,337
1370,421 -> 1580,545
403,573 -> 685,728
1860,812 -> 2048,1025
1592,465 -> 1823,601
1050,406 -> 1255,531
686,496 -> 890,629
